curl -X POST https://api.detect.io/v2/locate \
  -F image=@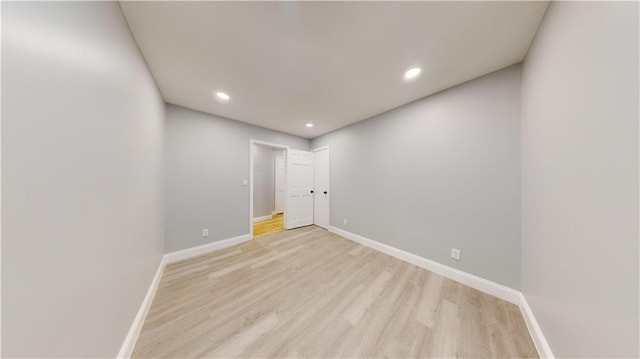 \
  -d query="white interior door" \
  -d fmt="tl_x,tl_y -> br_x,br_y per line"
313,148 -> 330,229
286,149 -> 314,229
274,155 -> 285,214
